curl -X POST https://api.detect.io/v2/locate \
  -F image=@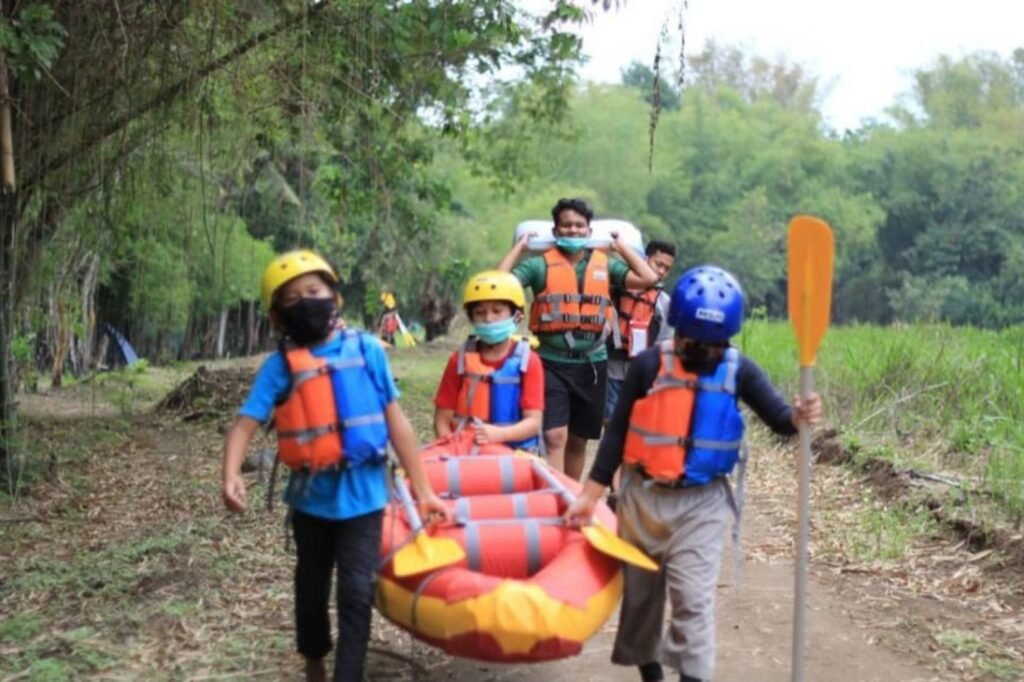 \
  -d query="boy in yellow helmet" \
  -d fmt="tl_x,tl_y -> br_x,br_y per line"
433,270 -> 544,449
221,250 -> 448,682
